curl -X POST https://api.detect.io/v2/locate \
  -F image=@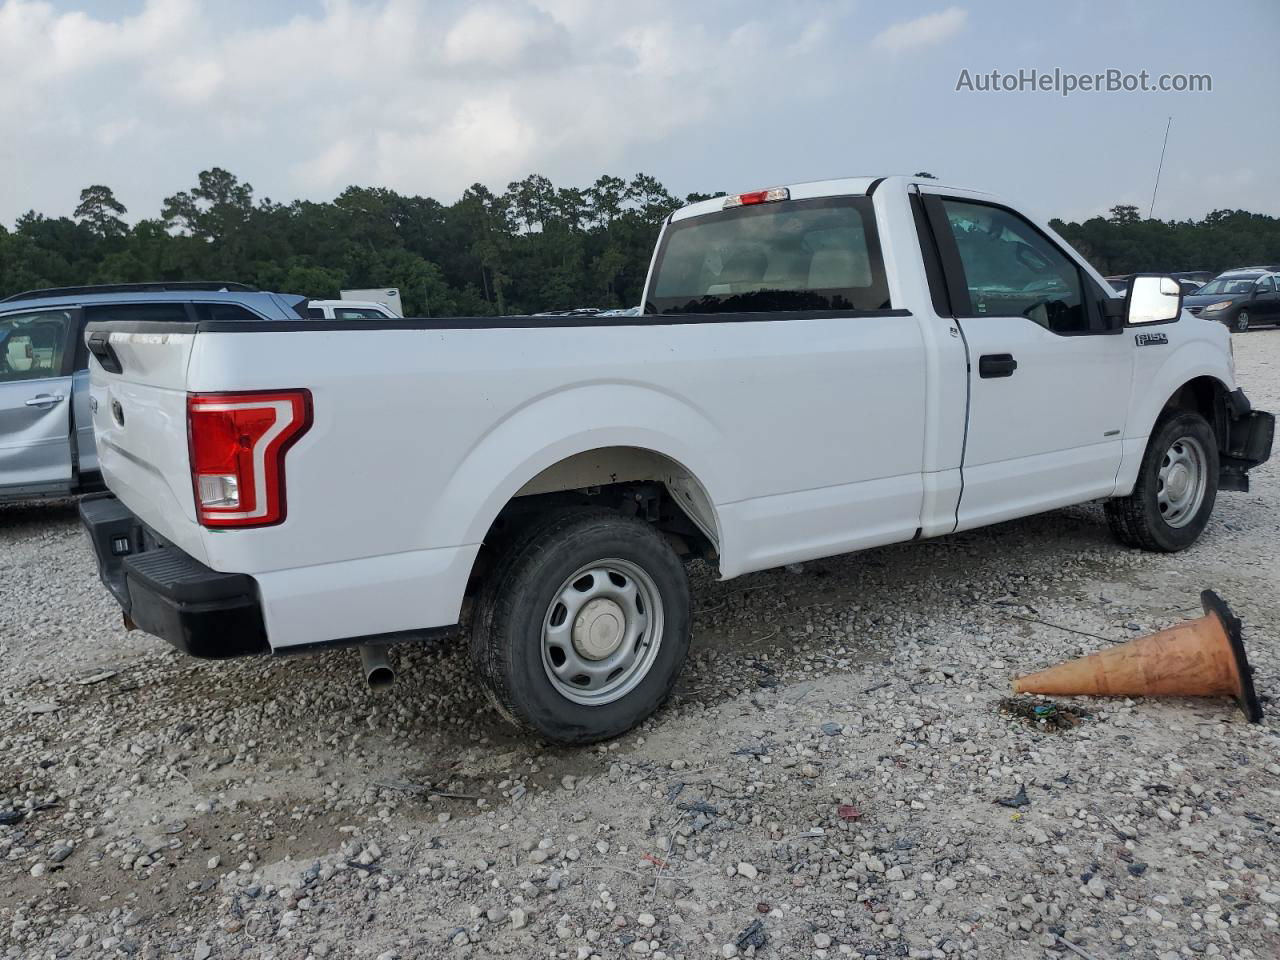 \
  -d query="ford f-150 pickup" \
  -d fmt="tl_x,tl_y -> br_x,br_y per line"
78,175 -> 1274,743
